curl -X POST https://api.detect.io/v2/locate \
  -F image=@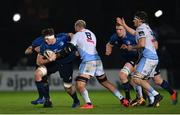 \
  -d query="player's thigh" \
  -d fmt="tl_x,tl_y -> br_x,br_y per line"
95,60 -> 105,76
79,61 -> 96,77
136,57 -> 158,78
59,62 -> 73,83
